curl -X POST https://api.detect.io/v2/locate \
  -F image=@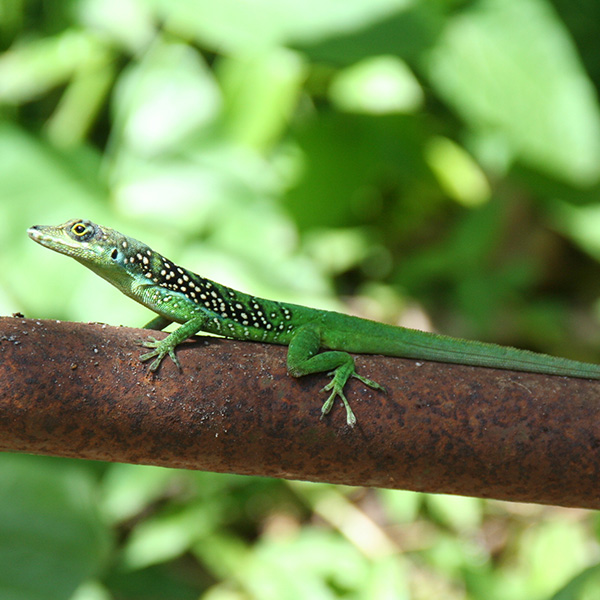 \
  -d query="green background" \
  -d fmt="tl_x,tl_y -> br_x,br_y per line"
2,0 -> 600,598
